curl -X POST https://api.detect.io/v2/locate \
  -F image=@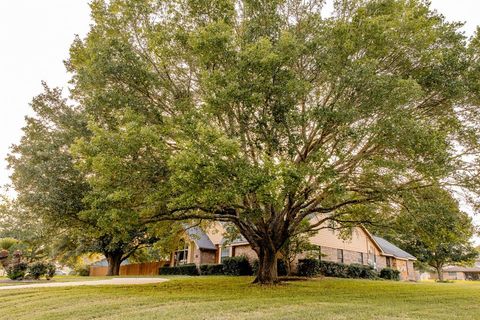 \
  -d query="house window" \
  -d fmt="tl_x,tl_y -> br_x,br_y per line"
220,246 -> 230,262
358,252 -> 364,264
337,249 -> 344,264
386,257 -> 391,268
176,249 -> 188,265
175,239 -> 189,265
